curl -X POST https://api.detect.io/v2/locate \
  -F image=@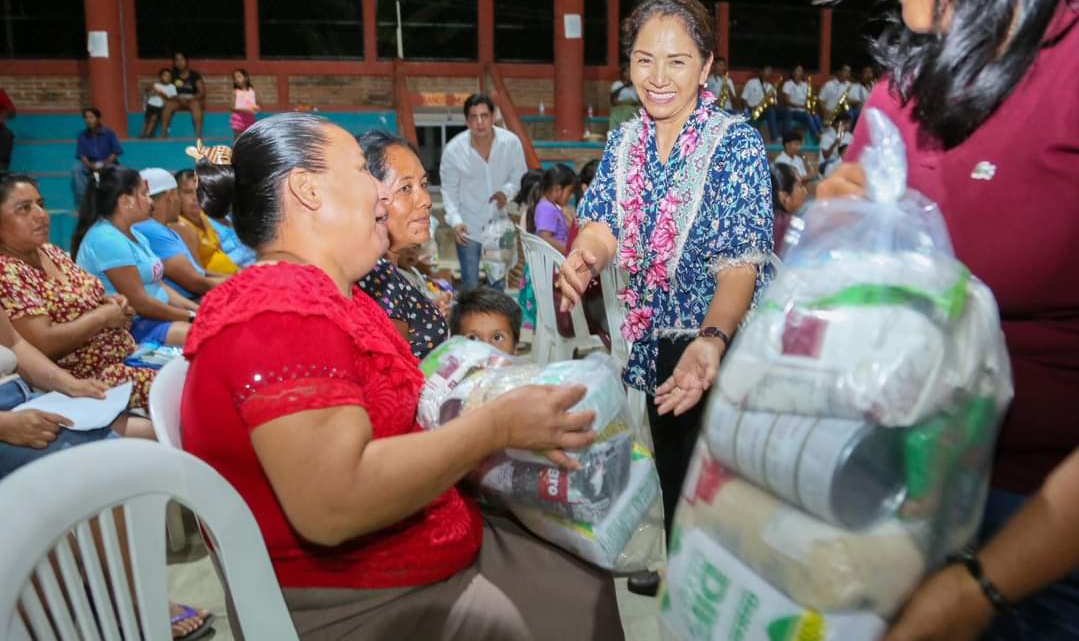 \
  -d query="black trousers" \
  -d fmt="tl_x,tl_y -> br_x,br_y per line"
645,337 -> 707,536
